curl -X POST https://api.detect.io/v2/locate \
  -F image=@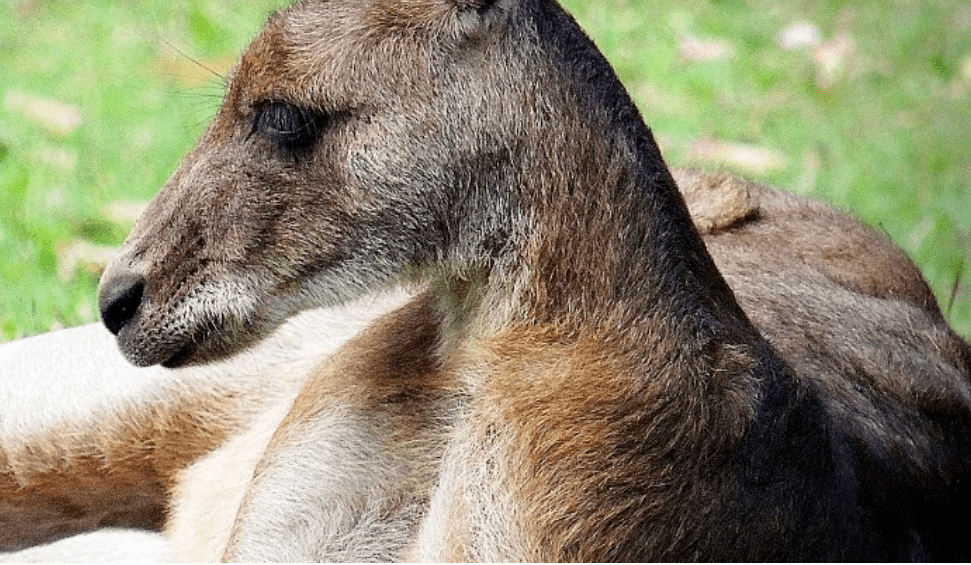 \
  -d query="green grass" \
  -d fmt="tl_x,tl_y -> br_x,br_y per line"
1,0 -> 969,340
